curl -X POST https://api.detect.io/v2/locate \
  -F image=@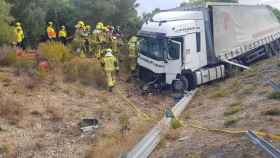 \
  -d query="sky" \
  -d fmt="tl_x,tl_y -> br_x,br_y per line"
136,0 -> 280,15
